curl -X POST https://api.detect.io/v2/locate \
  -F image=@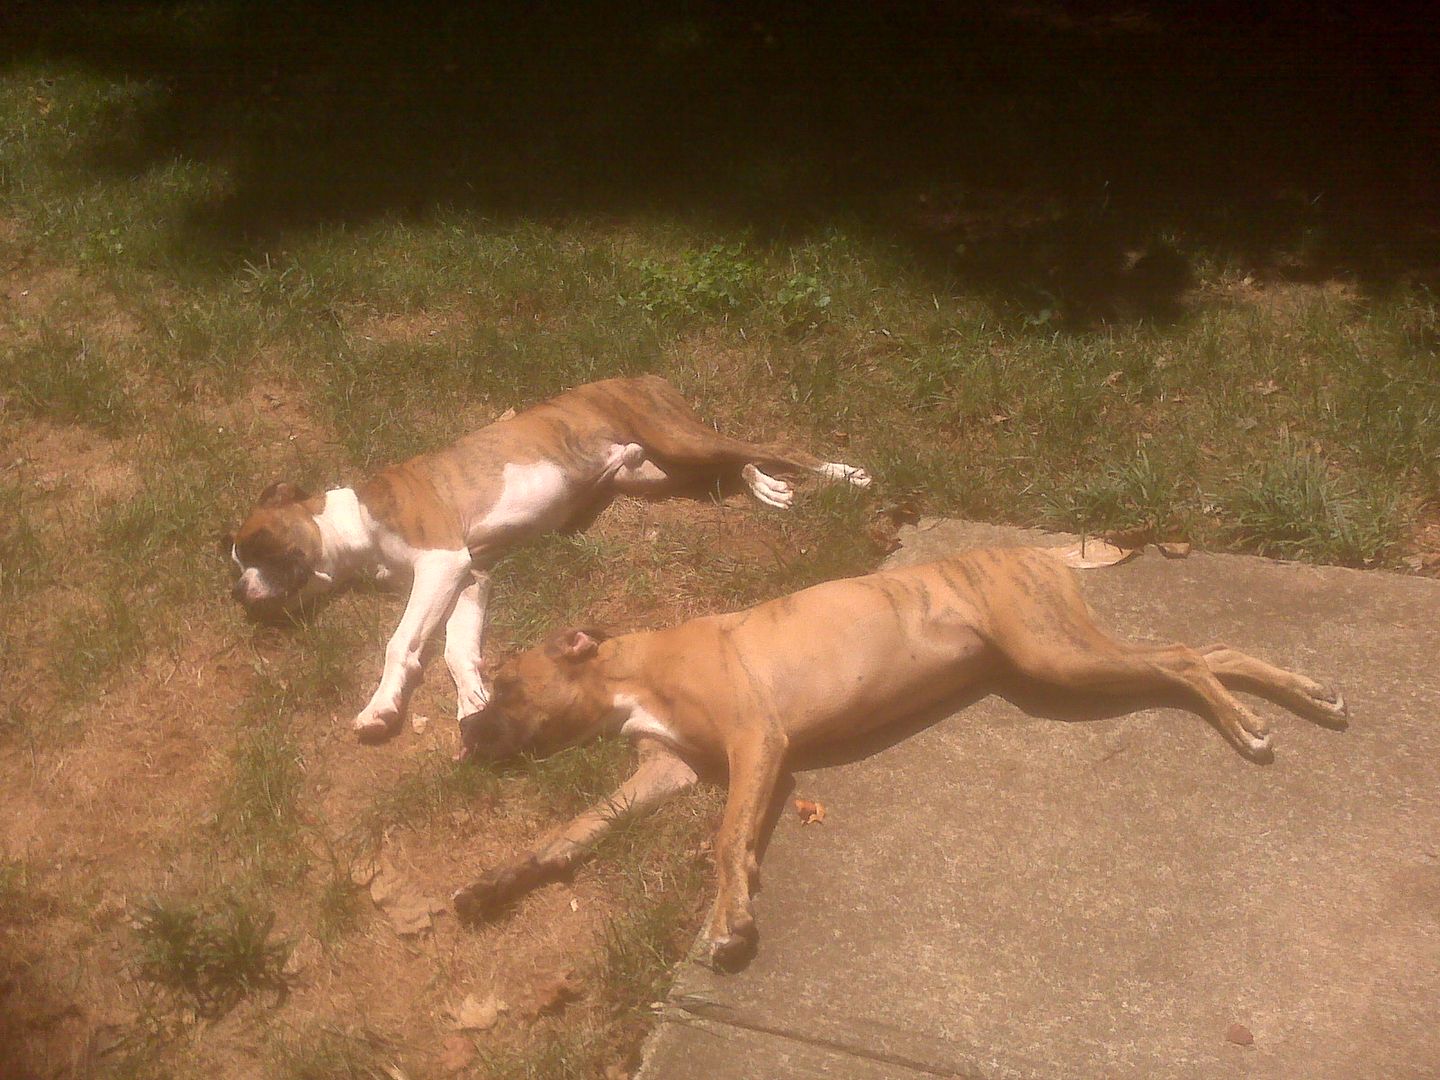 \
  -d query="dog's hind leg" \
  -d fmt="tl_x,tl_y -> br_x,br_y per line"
1196,644 -> 1348,727
988,576 -> 1281,761
599,376 -> 871,500
452,740 -> 696,922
